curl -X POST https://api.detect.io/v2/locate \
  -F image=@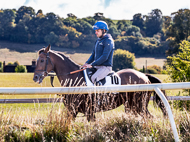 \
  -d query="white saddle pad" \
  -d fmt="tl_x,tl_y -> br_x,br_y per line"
83,69 -> 121,87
